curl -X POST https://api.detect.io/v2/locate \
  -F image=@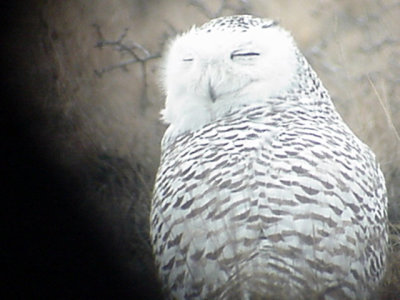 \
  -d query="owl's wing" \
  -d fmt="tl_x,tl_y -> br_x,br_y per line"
151,104 -> 387,297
